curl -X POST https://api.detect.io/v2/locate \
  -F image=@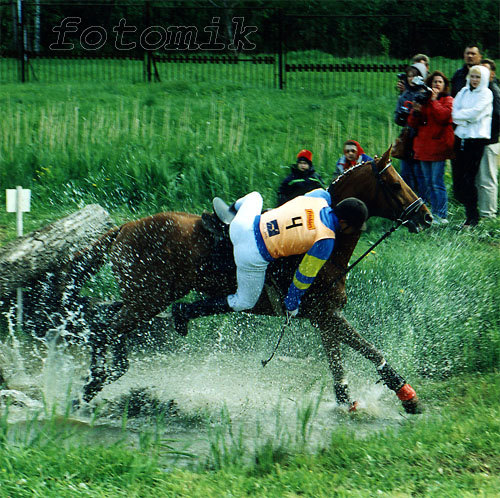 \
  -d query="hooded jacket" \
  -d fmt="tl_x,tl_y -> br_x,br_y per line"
452,65 -> 493,140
